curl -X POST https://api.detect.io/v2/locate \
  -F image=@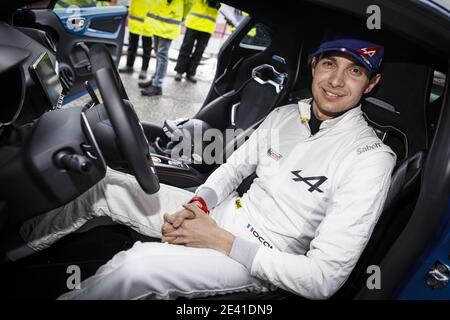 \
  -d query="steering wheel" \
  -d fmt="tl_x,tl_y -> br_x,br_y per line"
91,46 -> 160,194
89,44 -> 129,100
